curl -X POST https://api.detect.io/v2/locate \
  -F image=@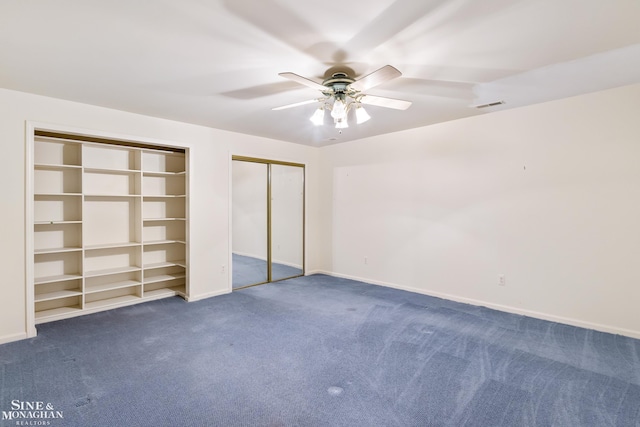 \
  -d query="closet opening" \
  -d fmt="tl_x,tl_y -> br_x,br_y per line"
26,125 -> 189,336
